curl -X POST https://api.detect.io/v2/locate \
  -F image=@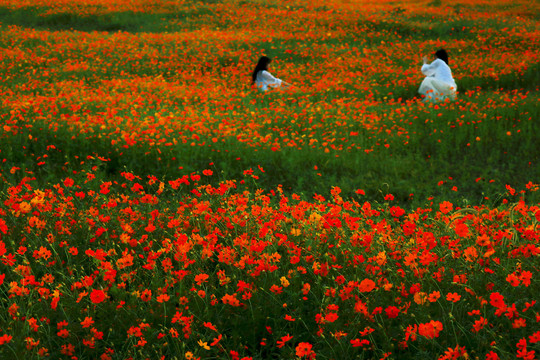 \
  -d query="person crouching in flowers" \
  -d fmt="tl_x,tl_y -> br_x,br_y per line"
252,56 -> 292,92
418,49 -> 457,103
